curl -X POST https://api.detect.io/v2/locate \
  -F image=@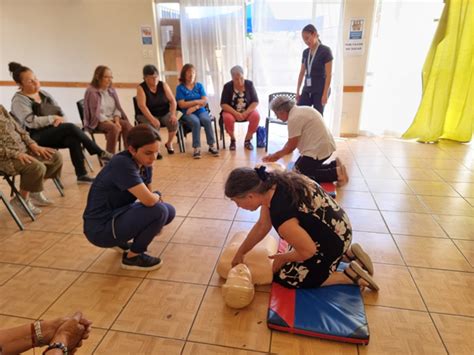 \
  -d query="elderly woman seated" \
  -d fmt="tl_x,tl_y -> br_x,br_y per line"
0,105 -> 62,215
220,65 -> 260,151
